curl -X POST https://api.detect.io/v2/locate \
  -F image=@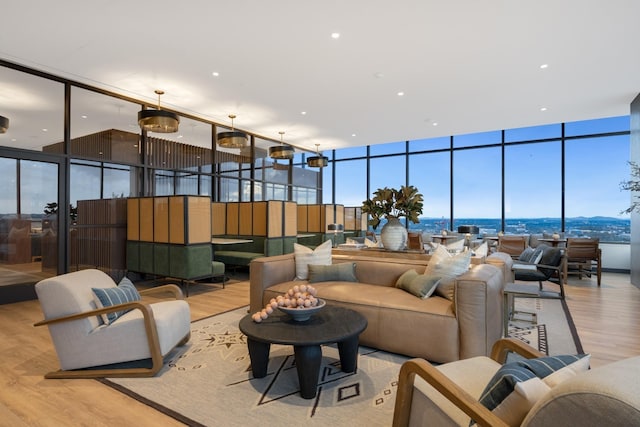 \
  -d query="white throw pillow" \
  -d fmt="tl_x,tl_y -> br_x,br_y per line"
446,238 -> 465,252
294,240 -> 332,280
474,242 -> 488,257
